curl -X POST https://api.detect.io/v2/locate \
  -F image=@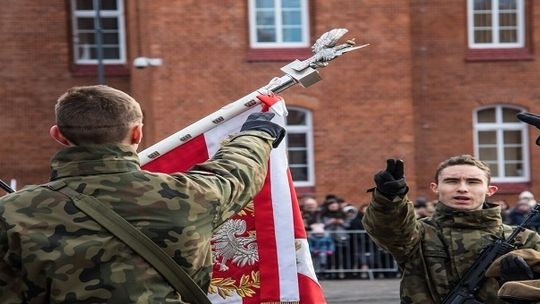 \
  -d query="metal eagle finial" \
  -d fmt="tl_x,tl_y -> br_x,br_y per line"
291,28 -> 369,71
